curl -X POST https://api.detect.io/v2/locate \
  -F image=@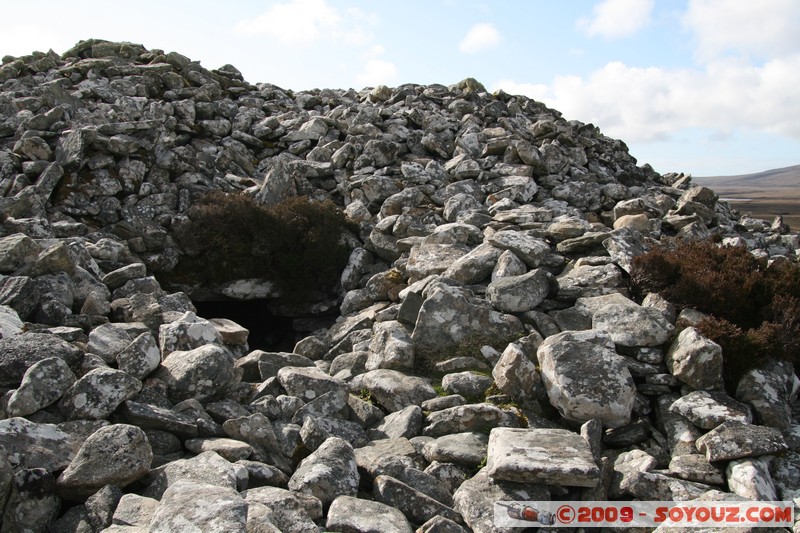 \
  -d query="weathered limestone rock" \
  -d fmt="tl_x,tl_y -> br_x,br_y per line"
326,495 -> 413,533
142,451 -> 240,499
373,474 -> 461,525
155,343 -> 238,403
735,361 -> 796,431
592,303 -> 675,347
696,421 -> 787,462
0,417 -> 79,472
0,332 -> 83,387
277,365 -> 346,402
537,330 -> 636,428
486,268 -> 551,313
668,390 -> 752,429
665,327 -> 724,390
359,369 -> 437,412
288,437 -> 359,507
411,282 -> 523,358
59,367 -> 142,420
57,424 -> 152,500
6,356 -> 76,417
149,480 -> 247,532
424,403 -> 518,437
486,427 -> 600,487
726,457 -> 777,500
